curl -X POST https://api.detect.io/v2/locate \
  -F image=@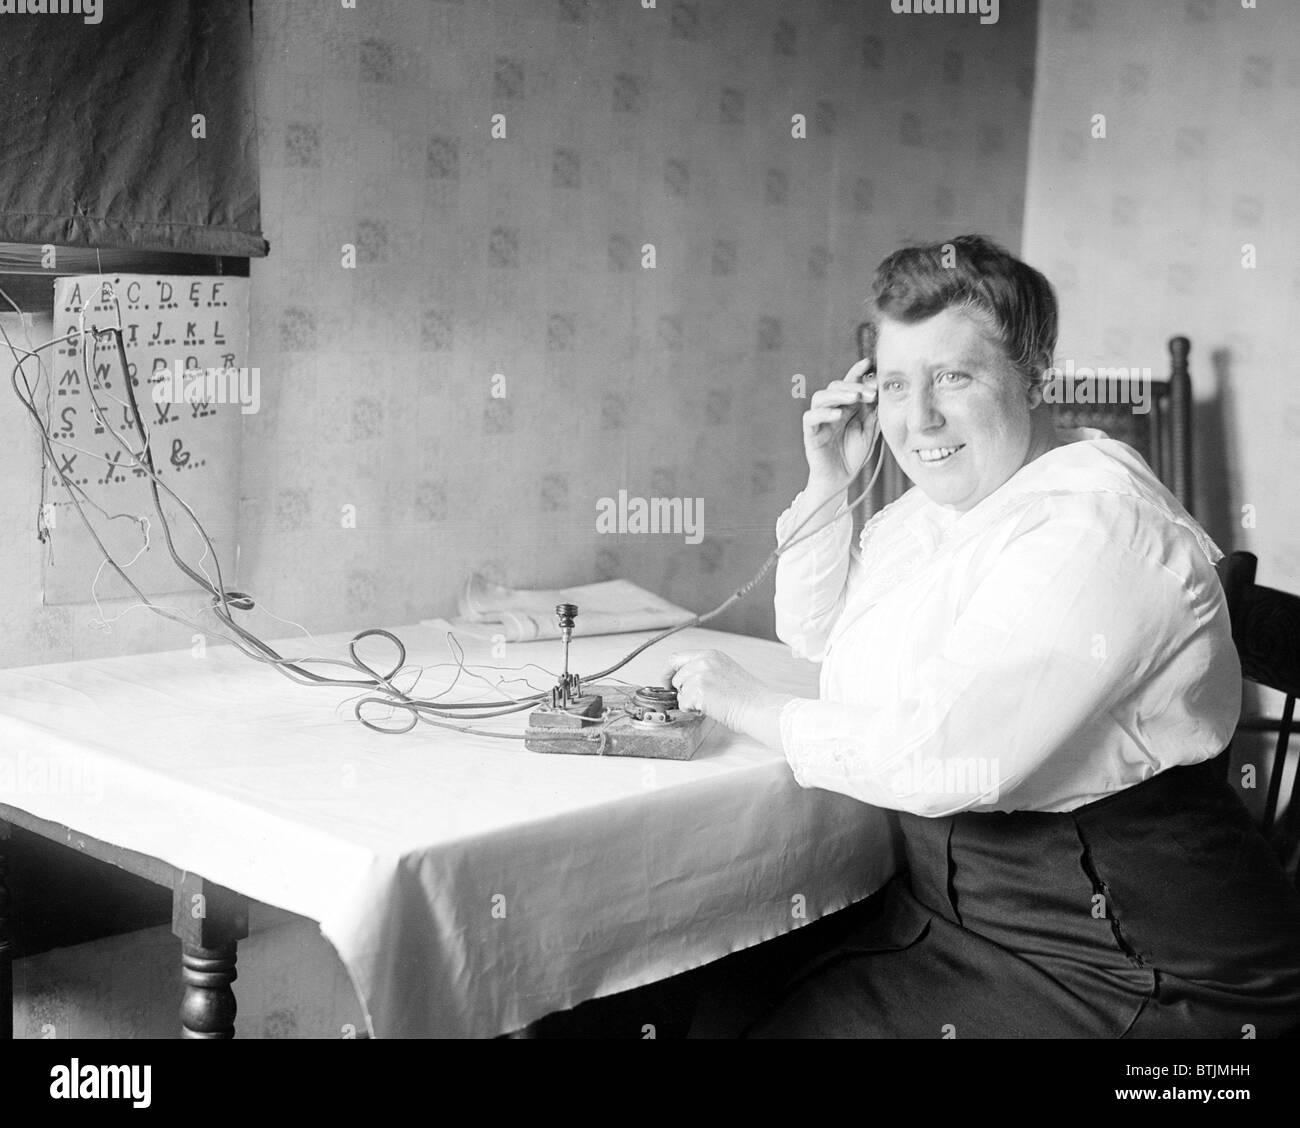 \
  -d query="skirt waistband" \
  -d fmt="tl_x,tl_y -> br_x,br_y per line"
891,756 -> 1300,984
